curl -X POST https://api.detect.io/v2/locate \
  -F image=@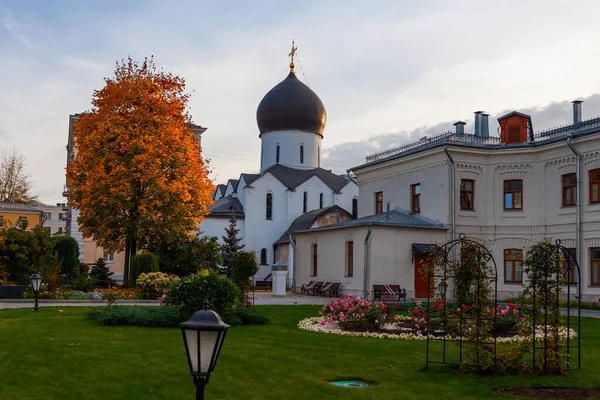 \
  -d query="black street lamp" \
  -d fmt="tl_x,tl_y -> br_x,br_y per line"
180,302 -> 230,400
30,273 -> 42,311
